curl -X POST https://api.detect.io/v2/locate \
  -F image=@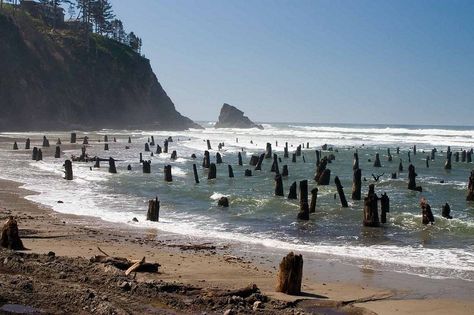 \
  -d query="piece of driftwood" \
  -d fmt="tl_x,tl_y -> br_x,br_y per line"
206,139 -> 212,150
276,252 -> 303,295
282,165 -> 288,177
0,216 -> 26,250
90,249 -> 159,274
334,176 -> 348,208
